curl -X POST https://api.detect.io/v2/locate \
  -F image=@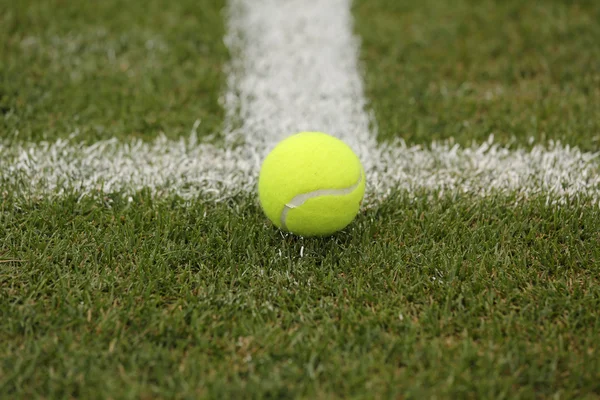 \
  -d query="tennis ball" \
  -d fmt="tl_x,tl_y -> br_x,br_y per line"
258,132 -> 365,237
